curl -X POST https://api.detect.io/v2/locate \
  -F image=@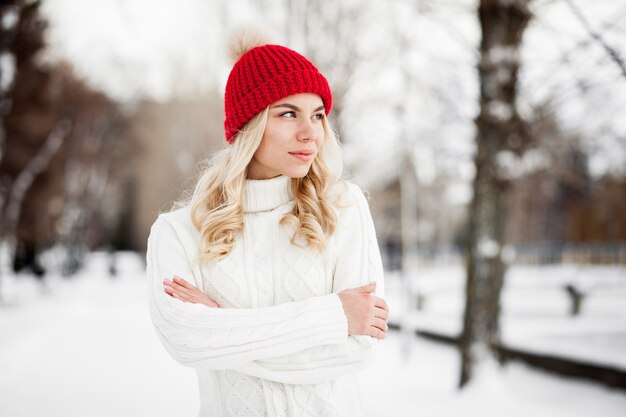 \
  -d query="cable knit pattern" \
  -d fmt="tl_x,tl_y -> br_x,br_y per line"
146,175 -> 385,417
